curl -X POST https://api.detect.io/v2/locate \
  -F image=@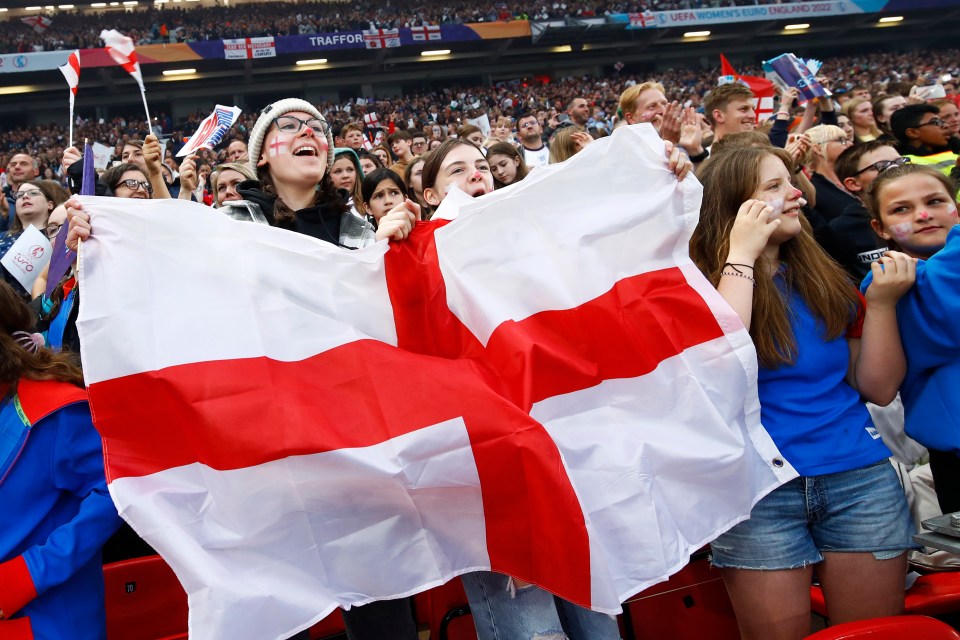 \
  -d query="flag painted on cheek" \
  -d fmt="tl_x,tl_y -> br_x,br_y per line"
77,124 -> 794,640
